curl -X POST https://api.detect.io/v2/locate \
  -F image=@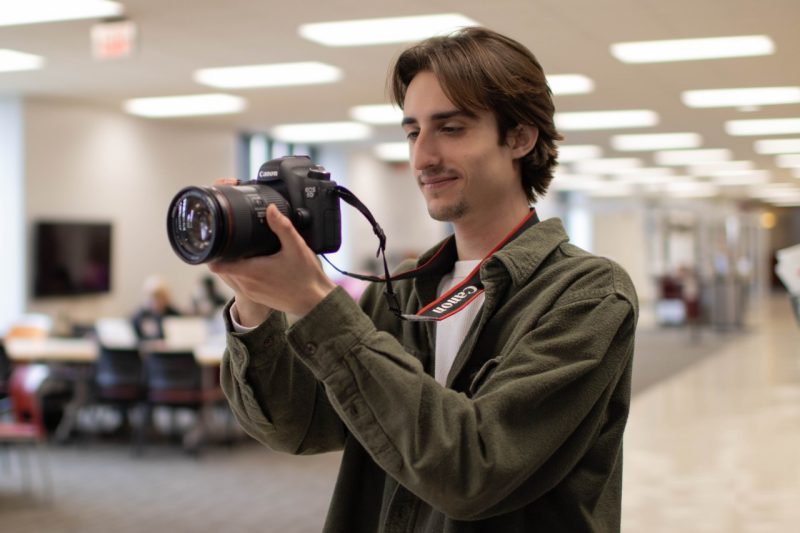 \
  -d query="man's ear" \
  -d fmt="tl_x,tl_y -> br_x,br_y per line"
507,124 -> 539,159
